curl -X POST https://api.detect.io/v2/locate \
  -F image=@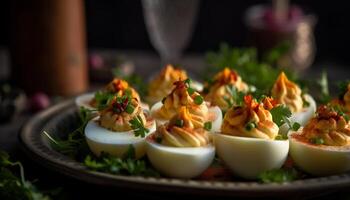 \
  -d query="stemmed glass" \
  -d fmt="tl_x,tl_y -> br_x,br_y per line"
142,0 -> 199,65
